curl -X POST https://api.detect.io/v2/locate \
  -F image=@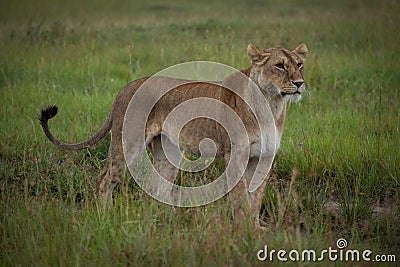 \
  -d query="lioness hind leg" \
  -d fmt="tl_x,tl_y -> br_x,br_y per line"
96,137 -> 125,201
96,156 -> 110,197
150,135 -> 179,199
